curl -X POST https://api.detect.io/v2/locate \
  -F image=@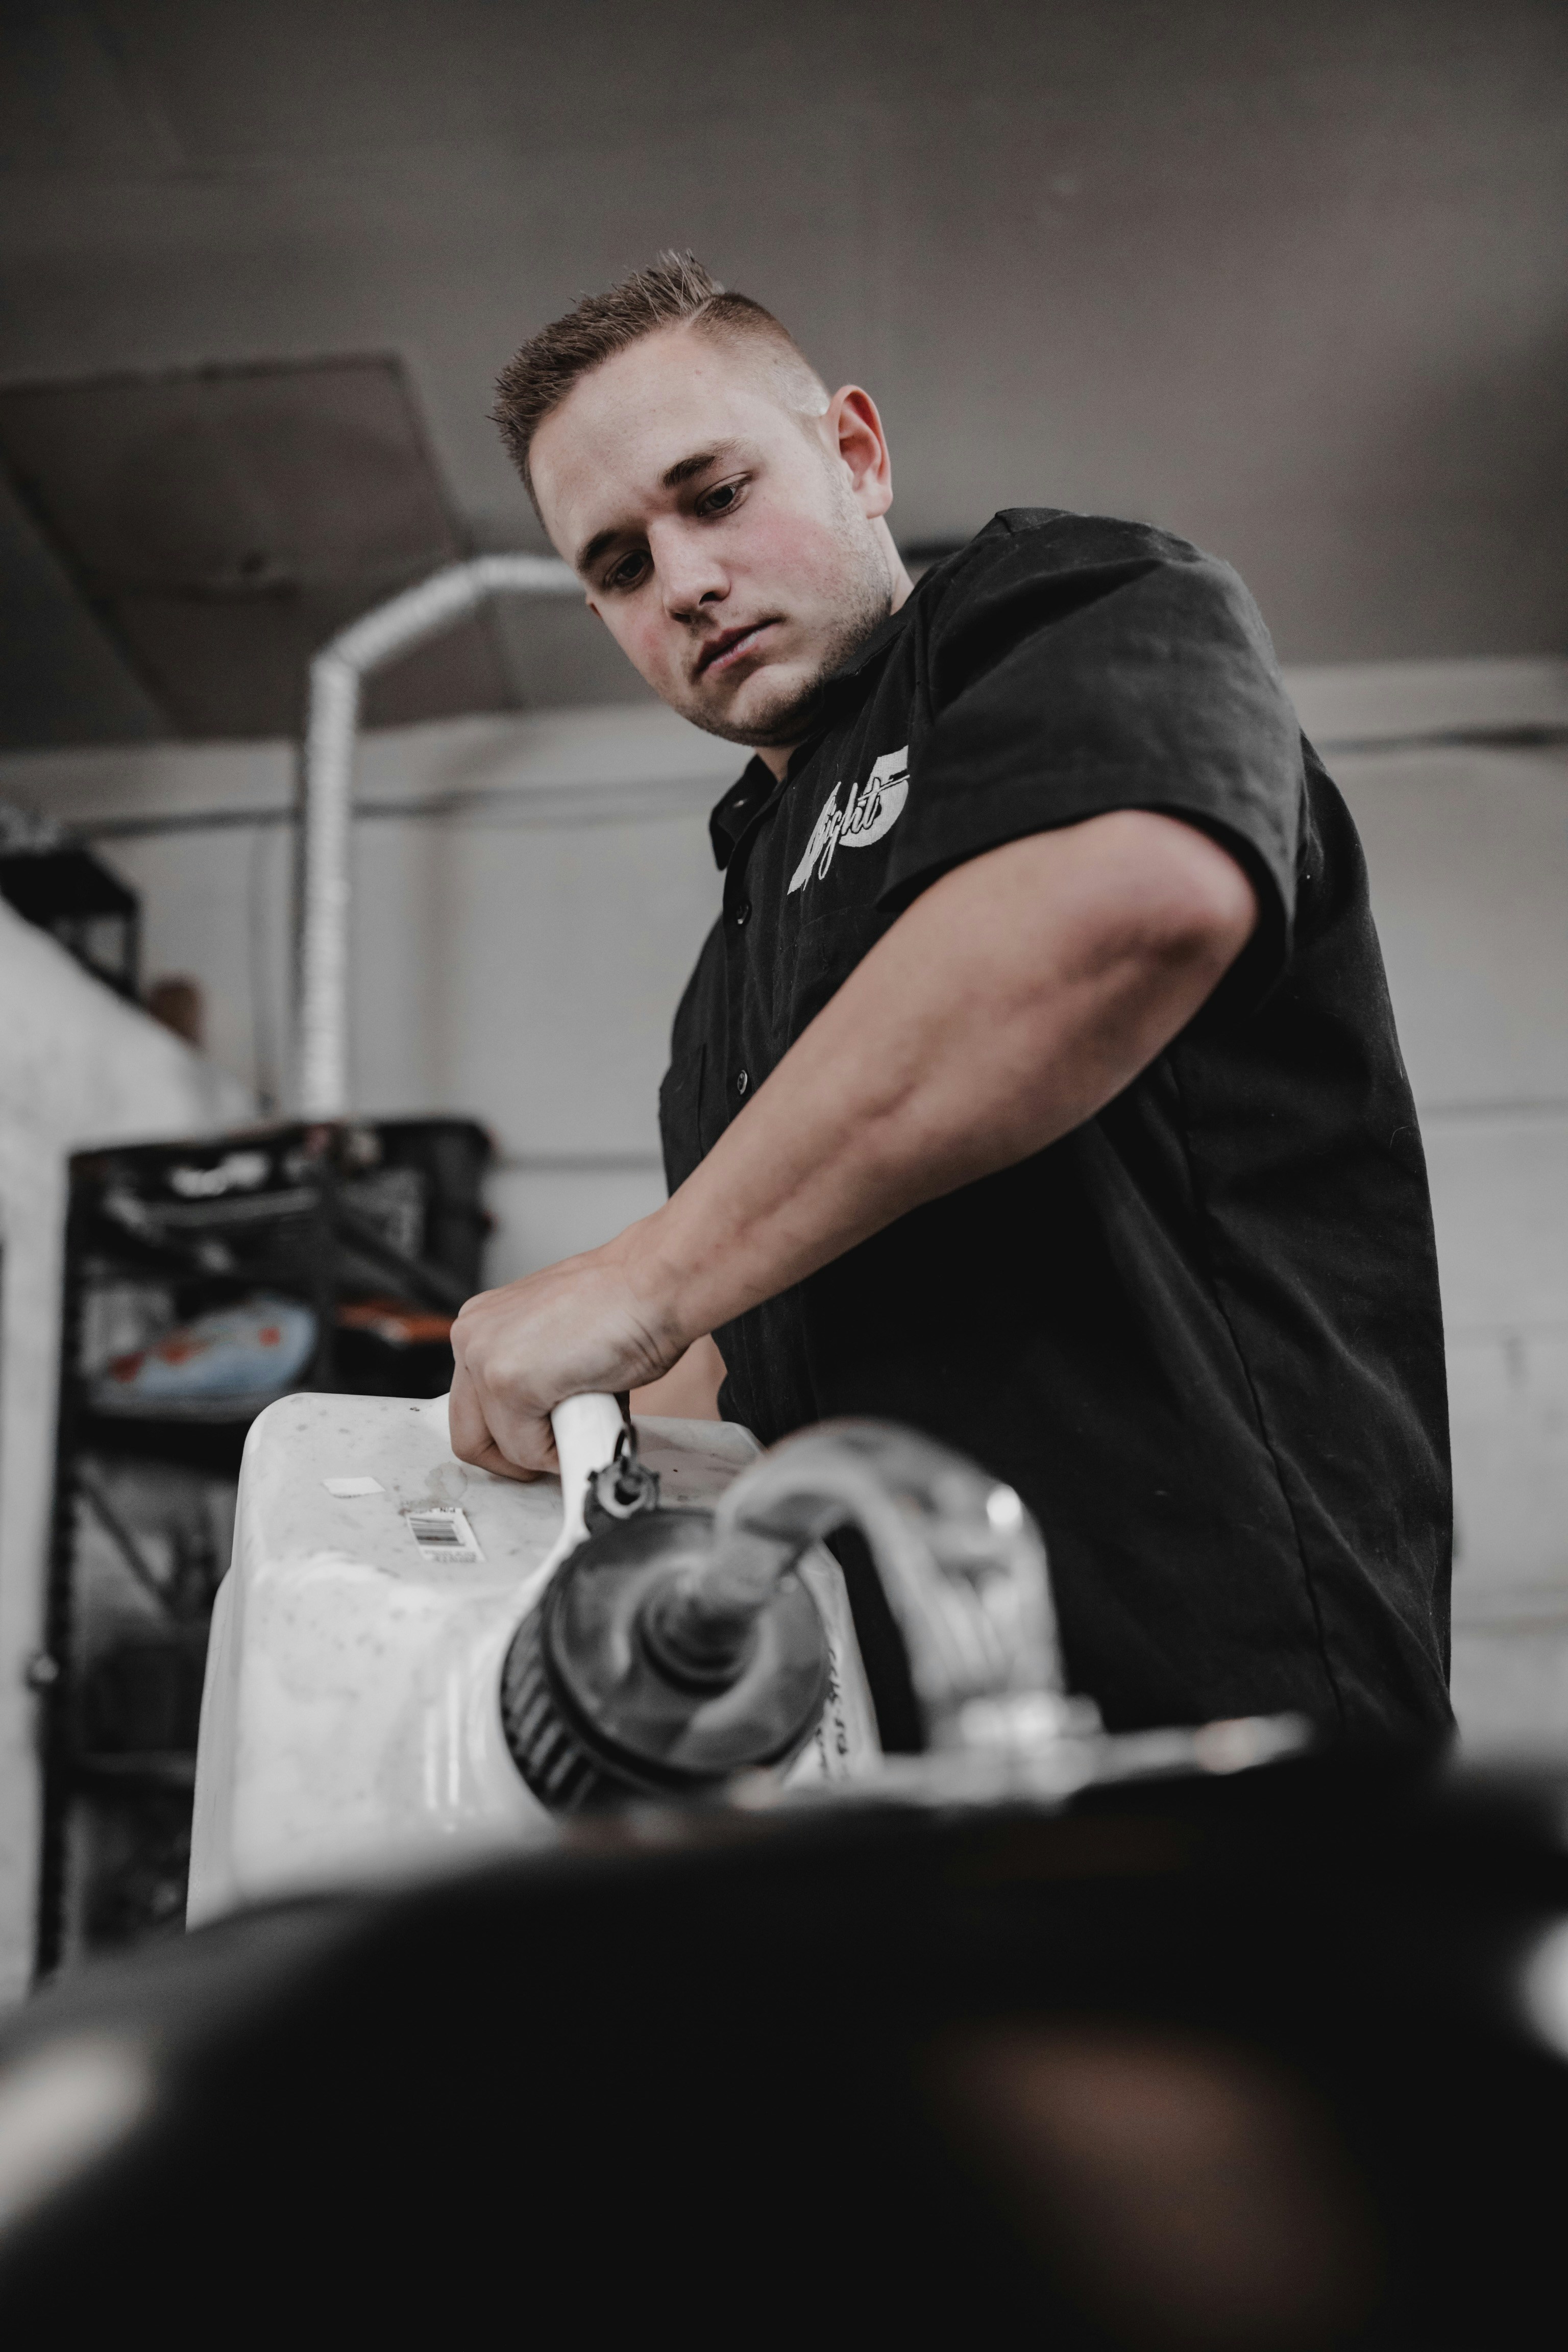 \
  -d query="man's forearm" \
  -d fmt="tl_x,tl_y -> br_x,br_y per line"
621,809 -> 1256,1353
450,808 -> 1254,1479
